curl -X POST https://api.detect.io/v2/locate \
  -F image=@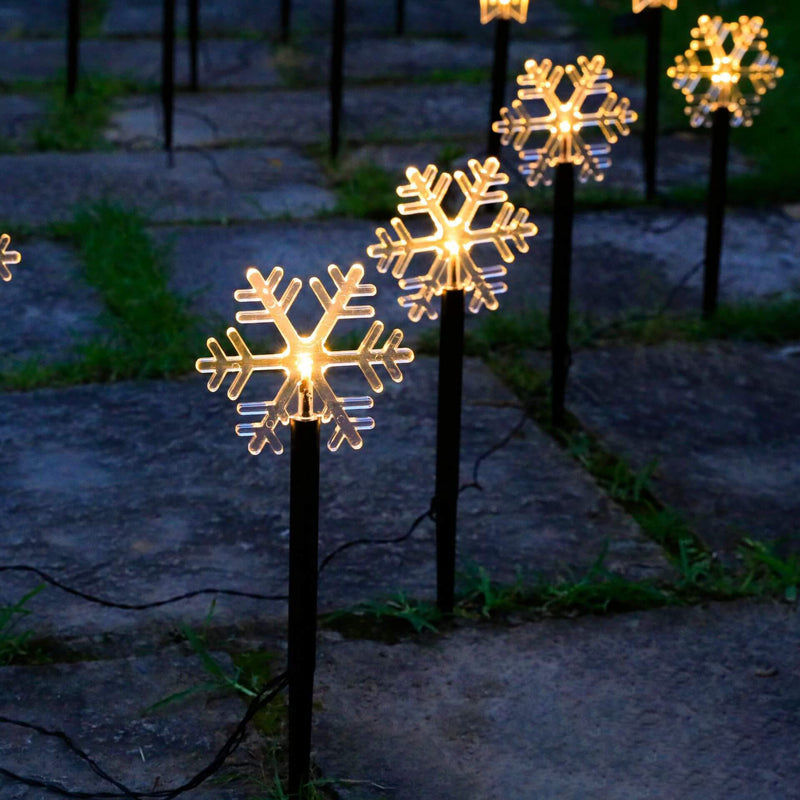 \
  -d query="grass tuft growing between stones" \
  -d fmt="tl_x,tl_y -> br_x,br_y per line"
0,586 -> 43,665
329,161 -> 400,220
